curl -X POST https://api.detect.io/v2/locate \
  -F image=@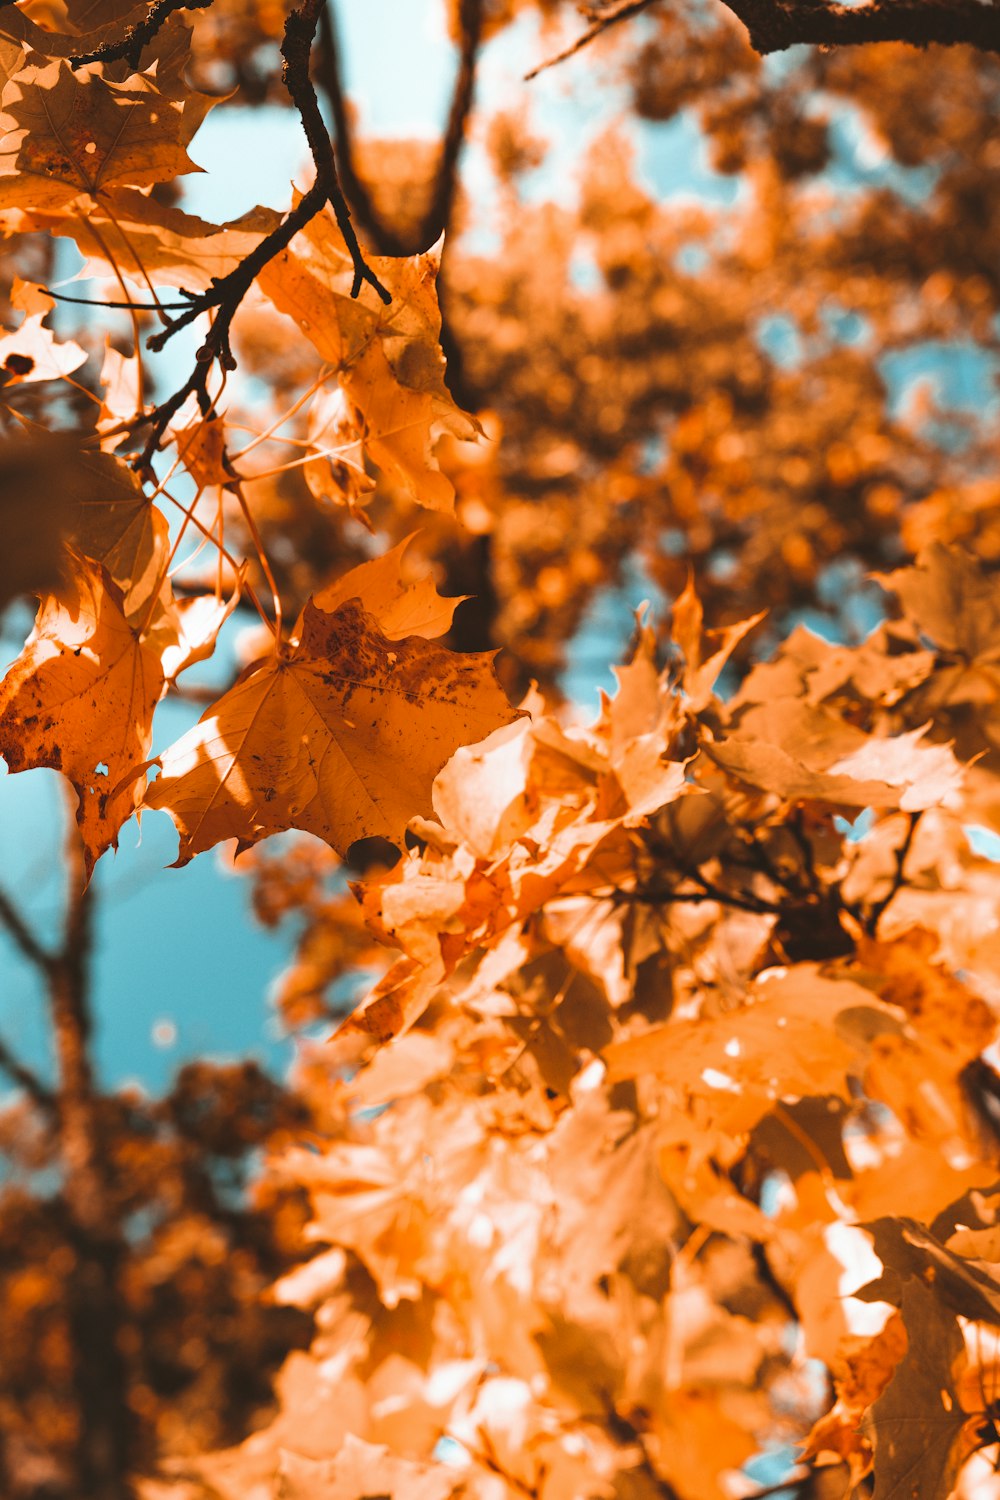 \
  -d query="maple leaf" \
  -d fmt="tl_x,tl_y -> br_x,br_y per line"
0,55 -> 213,211
880,543 -> 1000,664
26,188 -> 282,291
153,574 -> 245,685
277,1439 -> 461,1500
593,605 -> 689,823
259,209 -> 476,511
308,534 -> 467,641
301,384 -> 375,520
0,279 -> 86,386
603,967 -> 882,1126
671,573 -> 765,711
260,207 -> 469,419
0,555 -> 165,872
337,340 -> 458,512
827,727 -> 964,812
144,597 -> 517,862
864,1278 -> 969,1500
859,1218 -> 1000,1330
706,727 -> 964,812
1,430 -> 169,642
67,450 -> 170,618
